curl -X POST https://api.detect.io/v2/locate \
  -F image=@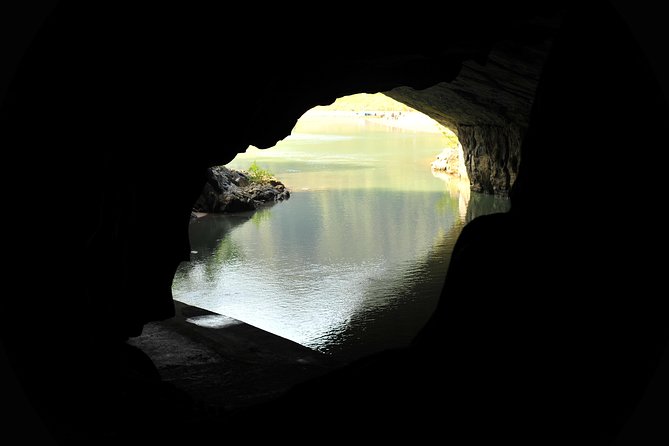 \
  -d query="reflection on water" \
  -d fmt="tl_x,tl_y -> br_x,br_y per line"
172,112 -> 509,363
